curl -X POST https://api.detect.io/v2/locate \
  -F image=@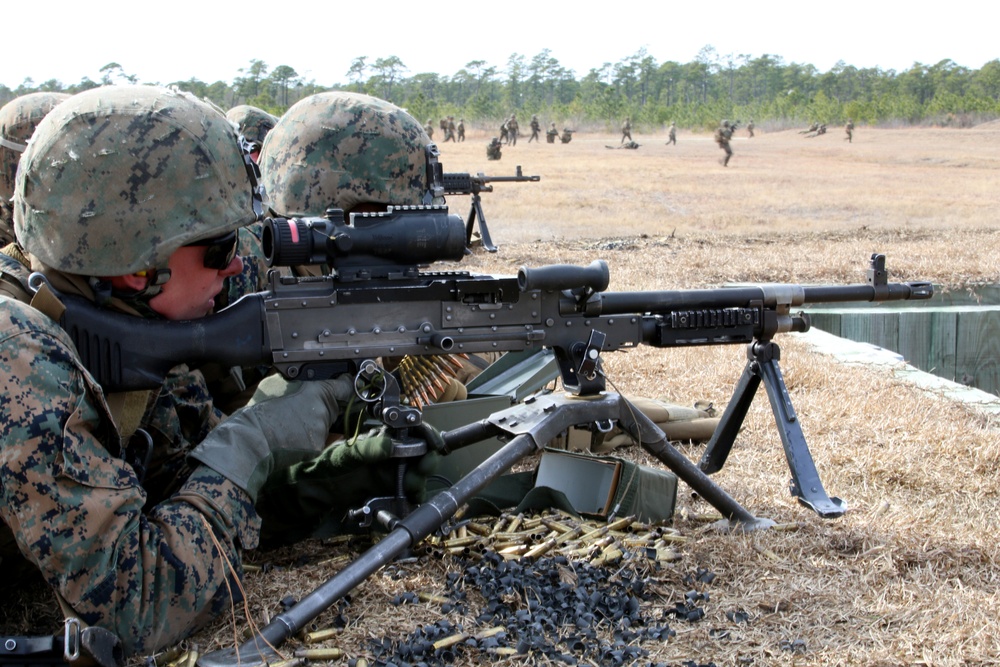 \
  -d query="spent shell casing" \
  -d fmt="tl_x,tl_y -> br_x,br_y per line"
442,536 -> 480,549
183,645 -> 200,667
466,521 -> 491,536
523,537 -> 558,559
304,627 -> 341,644
474,626 -> 506,640
294,648 -> 344,660
432,632 -> 470,651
